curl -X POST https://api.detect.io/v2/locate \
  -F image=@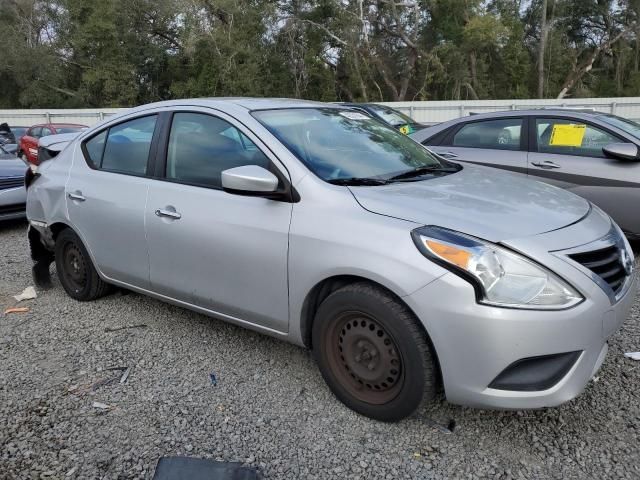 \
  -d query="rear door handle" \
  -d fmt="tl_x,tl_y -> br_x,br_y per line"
155,208 -> 182,220
68,191 -> 86,202
531,160 -> 561,169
